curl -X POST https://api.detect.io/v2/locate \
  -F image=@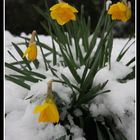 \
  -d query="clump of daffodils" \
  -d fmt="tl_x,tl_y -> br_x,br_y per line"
108,0 -> 131,22
34,80 -> 59,123
23,30 -> 37,61
50,0 -> 78,25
